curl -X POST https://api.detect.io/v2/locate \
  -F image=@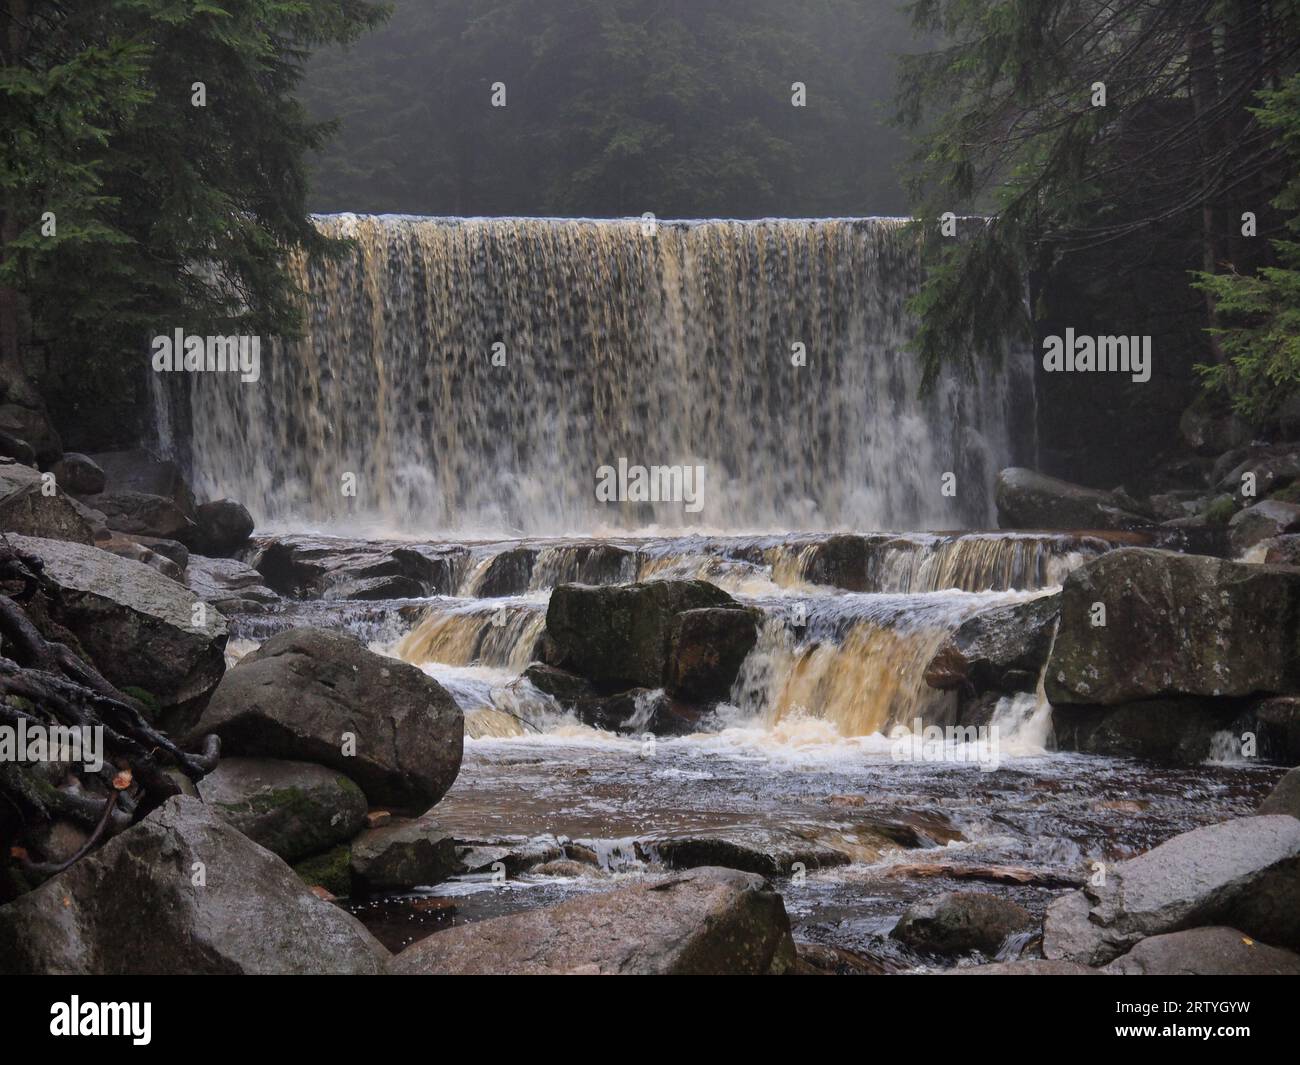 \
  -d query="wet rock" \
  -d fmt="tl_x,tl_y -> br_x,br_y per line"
474,546 -> 536,597
641,830 -> 851,877
666,606 -> 759,701
1236,696 -> 1300,766
1052,699 -> 1241,765
532,859 -> 602,878
1258,767 -> 1300,819
0,796 -> 388,974
1046,548 -> 1300,705
522,662 -> 597,704
573,687 -> 708,736
98,532 -> 184,580
1216,443 -> 1300,498
0,402 -> 61,465
349,812 -> 460,894
4,534 -> 227,710
926,593 -> 1059,696
951,959 -> 1104,975
891,891 -> 1036,957
0,460 -> 94,544
1103,927 -> 1300,975
117,533 -> 189,568
1043,815 -> 1300,965
250,536 -> 462,599
1260,534 -> 1300,565
387,867 -> 796,975
197,757 -> 368,864
293,845 -> 352,897
546,579 -> 740,691
1229,499 -> 1300,553
188,627 -> 463,811
797,534 -> 884,591
191,498 -> 254,555
995,468 -> 1154,530
185,555 -> 280,614
49,452 -> 105,495
793,942 -> 893,975
86,489 -> 197,541
457,836 -> 565,875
